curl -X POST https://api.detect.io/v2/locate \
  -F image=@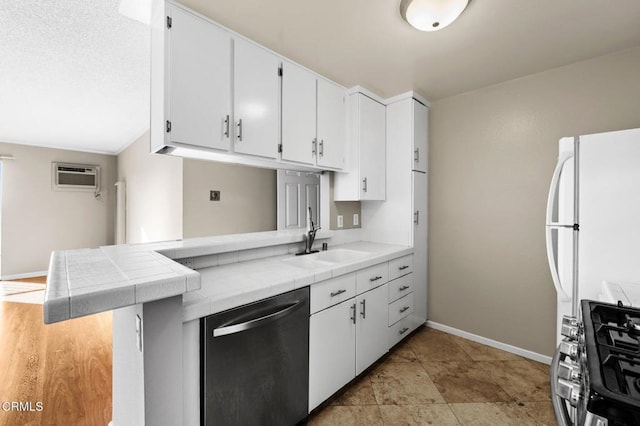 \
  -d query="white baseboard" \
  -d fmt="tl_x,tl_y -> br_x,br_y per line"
1,271 -> 48,281
426,320 -> 552,365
